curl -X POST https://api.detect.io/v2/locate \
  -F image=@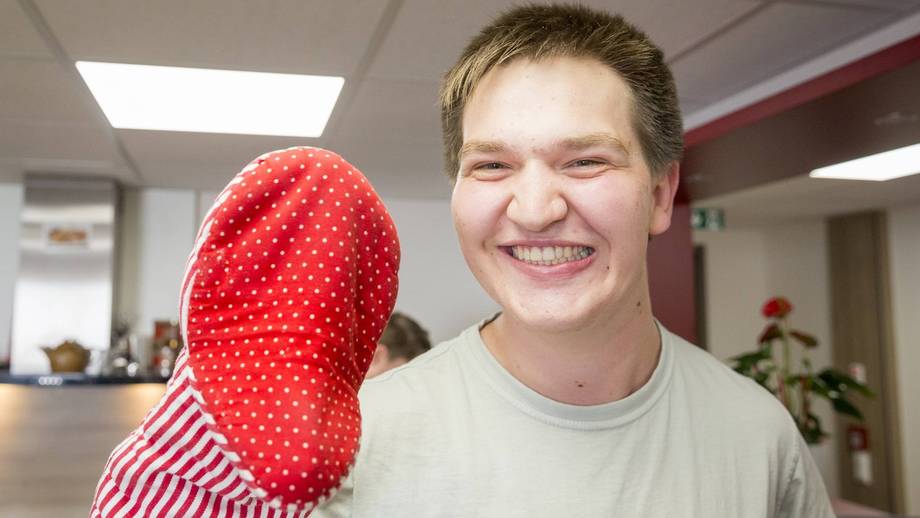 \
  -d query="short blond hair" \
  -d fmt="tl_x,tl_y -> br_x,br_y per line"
440,3 -> 683,180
